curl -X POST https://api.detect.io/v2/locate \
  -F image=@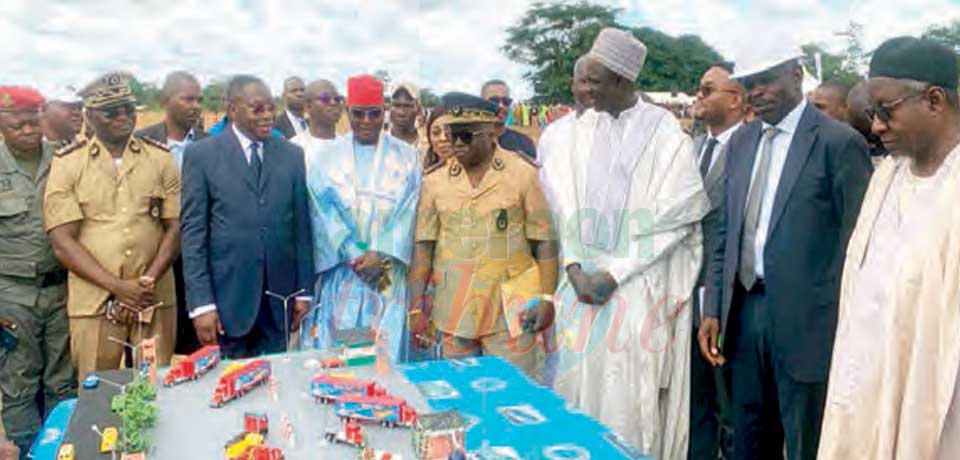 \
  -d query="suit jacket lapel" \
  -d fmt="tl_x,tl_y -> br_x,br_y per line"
259,138 -> 278,192
768,106 -> 819,237
223,128 -> 258,193
730,121 -> 763,238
